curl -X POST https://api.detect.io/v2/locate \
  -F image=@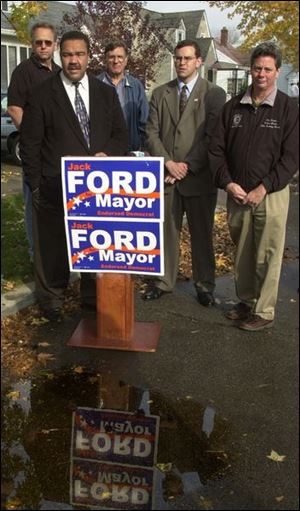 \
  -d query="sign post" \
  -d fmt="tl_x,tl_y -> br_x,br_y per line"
61,157 -> 164,352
